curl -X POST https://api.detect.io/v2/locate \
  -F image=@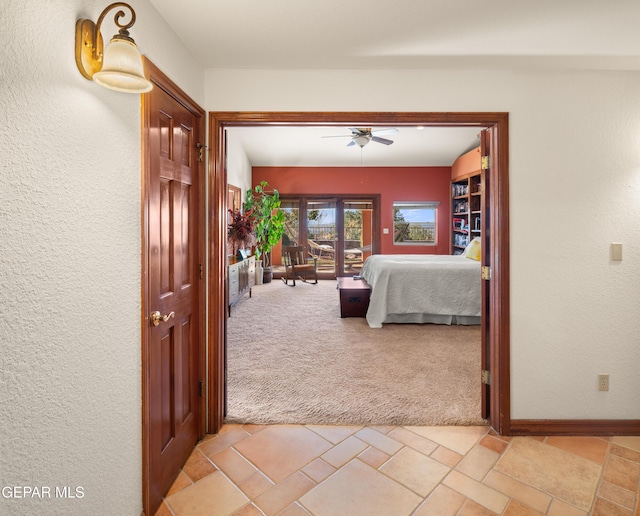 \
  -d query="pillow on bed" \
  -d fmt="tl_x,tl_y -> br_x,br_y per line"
462,237 -> 481,261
